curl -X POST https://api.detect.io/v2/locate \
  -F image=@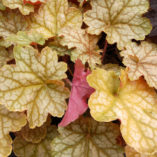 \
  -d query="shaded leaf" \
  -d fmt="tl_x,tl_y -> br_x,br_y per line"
52,117 -> 124,157
0,10 -> 28,47
0,47 -> 13,68
0,0 -> 5,10
29,0 -> 82,39
2,0 -> 34,15
13,126 -> 58,157
0,46 -> 69,128
121,41 -> 157,89
87,69 -> 157,154
84,0 -> 152,49
59,60 -> 94,127
0,105 -> 26,157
